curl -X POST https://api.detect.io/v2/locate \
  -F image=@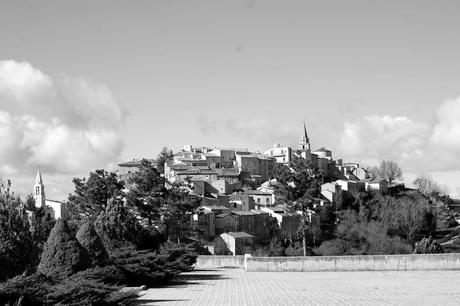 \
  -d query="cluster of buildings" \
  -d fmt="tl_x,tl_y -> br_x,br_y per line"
34,122 -> 393,255
156,123 -> 391,254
